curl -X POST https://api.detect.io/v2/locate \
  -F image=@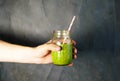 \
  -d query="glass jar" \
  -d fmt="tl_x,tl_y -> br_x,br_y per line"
51,30 -> 73,66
